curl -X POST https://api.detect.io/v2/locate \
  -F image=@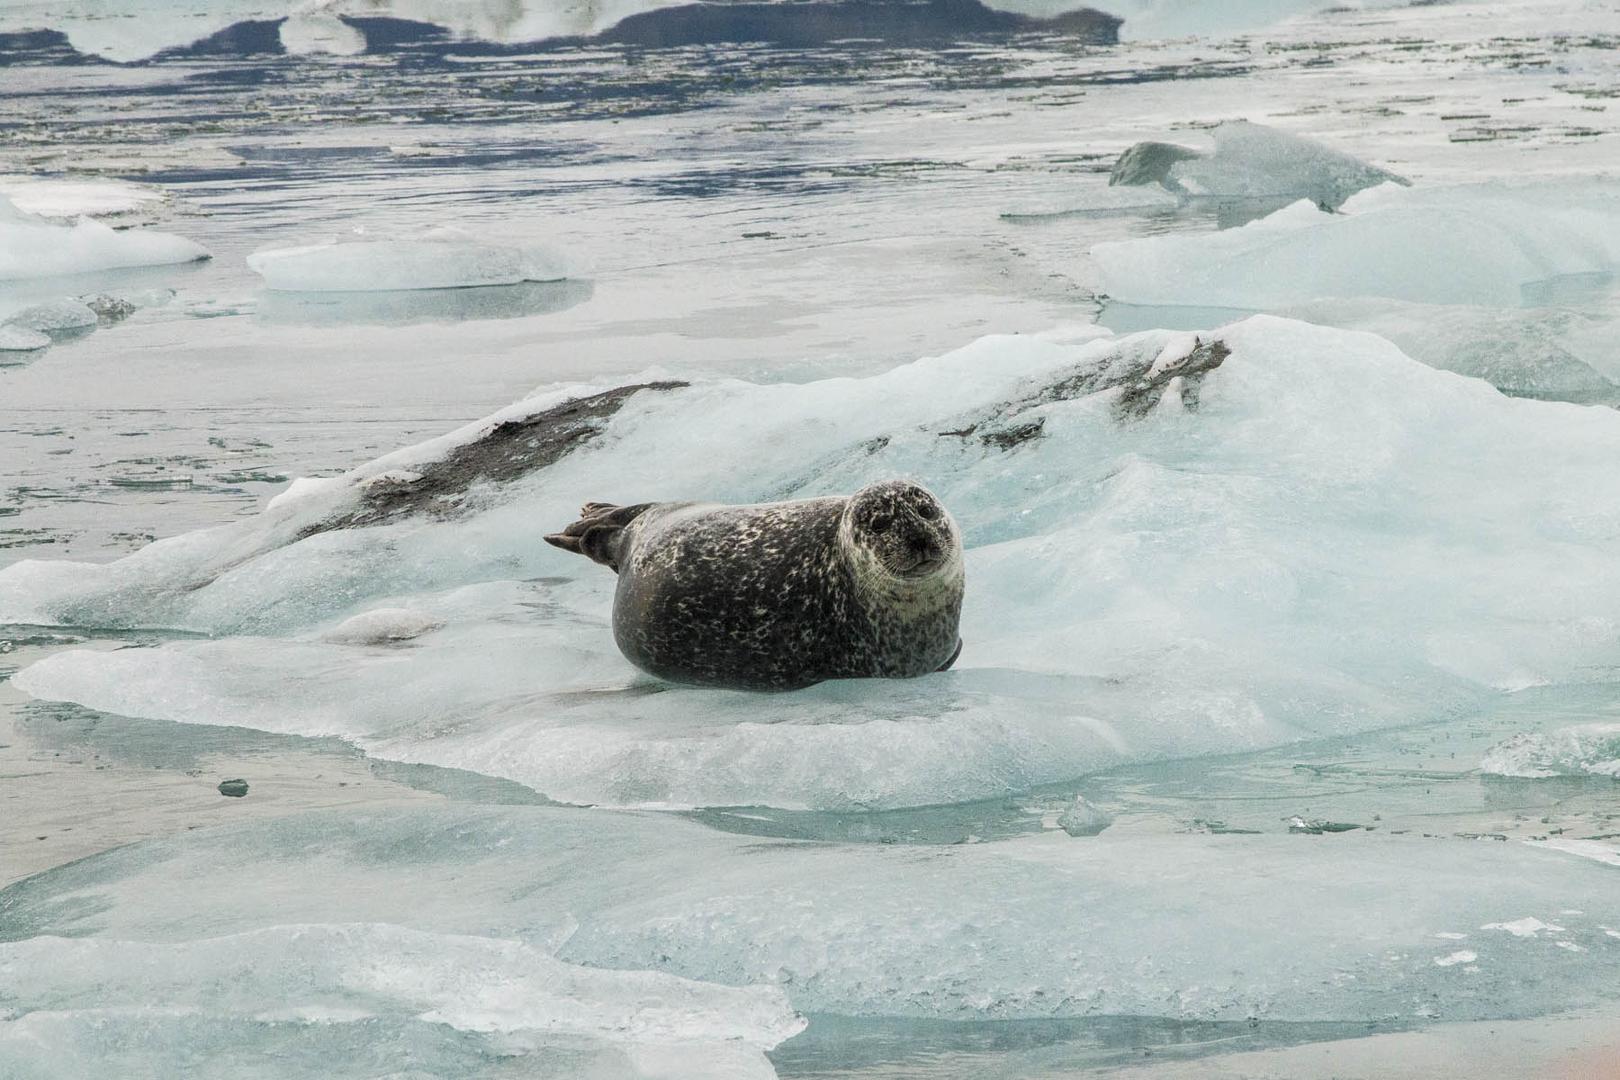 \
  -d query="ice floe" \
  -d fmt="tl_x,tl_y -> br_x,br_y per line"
14,317 -> 1620,810
1093,181 -> 1620,309
247,227 -> 569,292
0,196 -> 209,282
